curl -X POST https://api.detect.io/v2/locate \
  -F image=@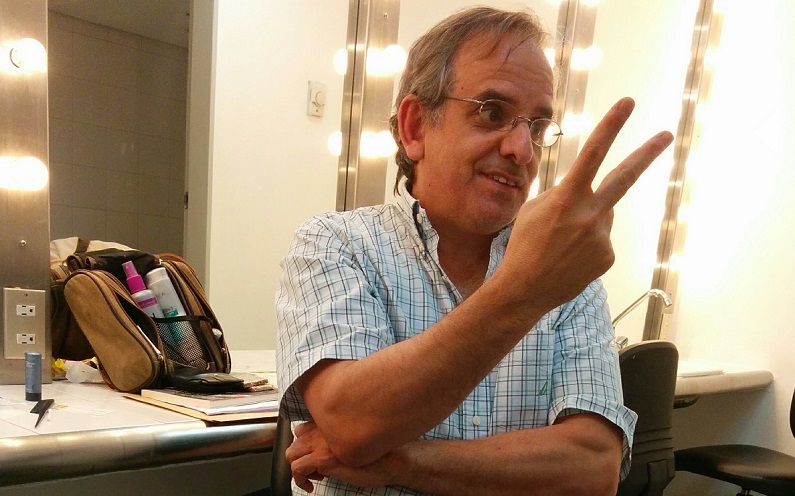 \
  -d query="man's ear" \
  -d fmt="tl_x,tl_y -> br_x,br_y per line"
397,94 -> 425,161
